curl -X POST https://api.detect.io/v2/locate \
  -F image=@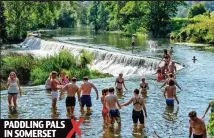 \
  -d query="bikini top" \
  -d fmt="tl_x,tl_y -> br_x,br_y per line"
116,78 -> 124,83
133,97 -> 142,106
140,83 -> 147,89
